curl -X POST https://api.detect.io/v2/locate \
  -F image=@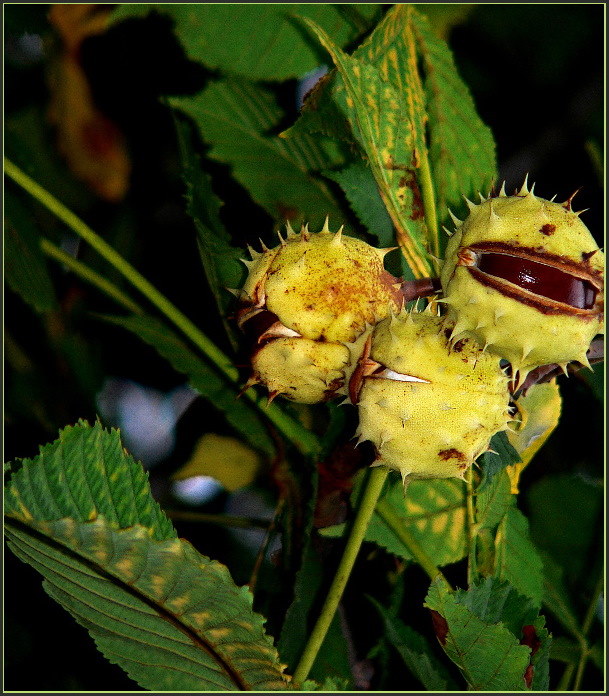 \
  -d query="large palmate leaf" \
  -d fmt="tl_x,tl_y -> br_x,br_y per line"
425,578 -> 532,691
4,422 -> 291,691
322,473 -> 467,568
5,189 -> 58,313
171,77 -> 345,230
99,314 -> 275,457
111,4 -> 381,81
300,18 -> 431,279
288,4 -> 496,272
